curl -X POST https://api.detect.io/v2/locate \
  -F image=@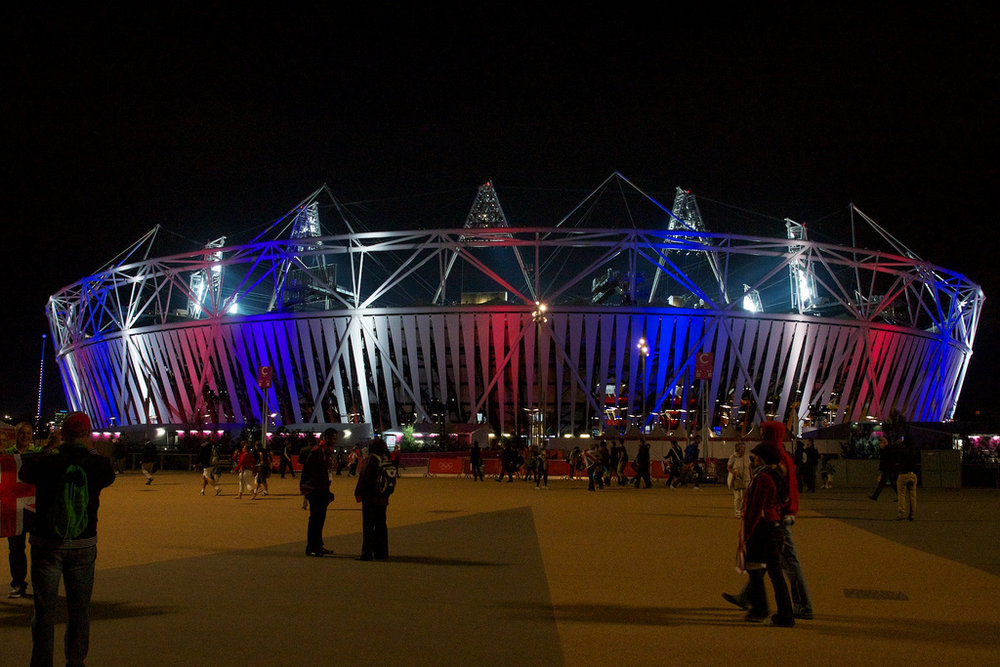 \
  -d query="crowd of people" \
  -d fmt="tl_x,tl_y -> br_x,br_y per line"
3,406 -> 933,663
